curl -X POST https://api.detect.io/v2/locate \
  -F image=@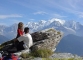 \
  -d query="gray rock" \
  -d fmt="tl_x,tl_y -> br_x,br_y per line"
31,28 -> 63,52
